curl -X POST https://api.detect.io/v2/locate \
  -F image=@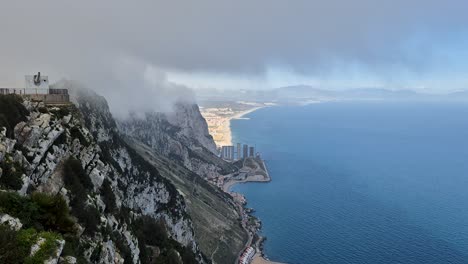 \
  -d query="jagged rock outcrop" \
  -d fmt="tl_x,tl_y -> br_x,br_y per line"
0,213 -> 23,230
118,104 -> 235,179
130,140 -> 248,264
0,91 -> 205,263
166,103 -> 217,154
